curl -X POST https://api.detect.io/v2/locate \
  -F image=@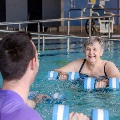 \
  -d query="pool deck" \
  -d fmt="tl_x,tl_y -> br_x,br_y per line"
0,25 -> 120,40
45,25 -> 120,40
